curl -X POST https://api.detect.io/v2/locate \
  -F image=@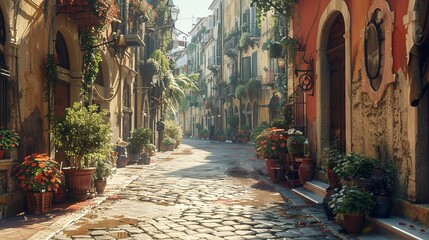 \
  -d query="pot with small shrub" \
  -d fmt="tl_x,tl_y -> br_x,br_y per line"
91,157 -> 113,194
160,137 -> 176,151
144,143 -> 157,157
367,160 -> 396,218
52,102 -> 112,201
286,128 -> 306,156
128,128 -> 152,164
322,142 -> 342,189
329,186 -> 375,234
333,152 -> 377,189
